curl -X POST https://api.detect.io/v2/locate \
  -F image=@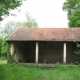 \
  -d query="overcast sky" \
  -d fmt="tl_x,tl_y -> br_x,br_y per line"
1,0 -> 68,28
